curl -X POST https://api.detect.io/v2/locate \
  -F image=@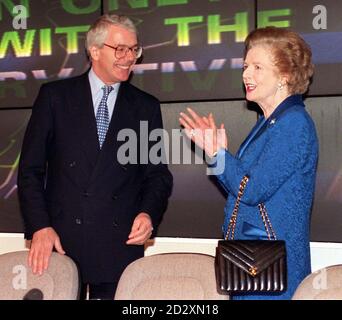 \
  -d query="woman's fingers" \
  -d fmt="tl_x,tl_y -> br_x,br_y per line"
202,116 -> 209,126
179,111 -> 197,129
179,117 -> 197,139
179,116 -> 191,130
178,109 -> 228,156
208,113 -> 217,129
186,107 -> 207,128
217,123 -> 228,150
